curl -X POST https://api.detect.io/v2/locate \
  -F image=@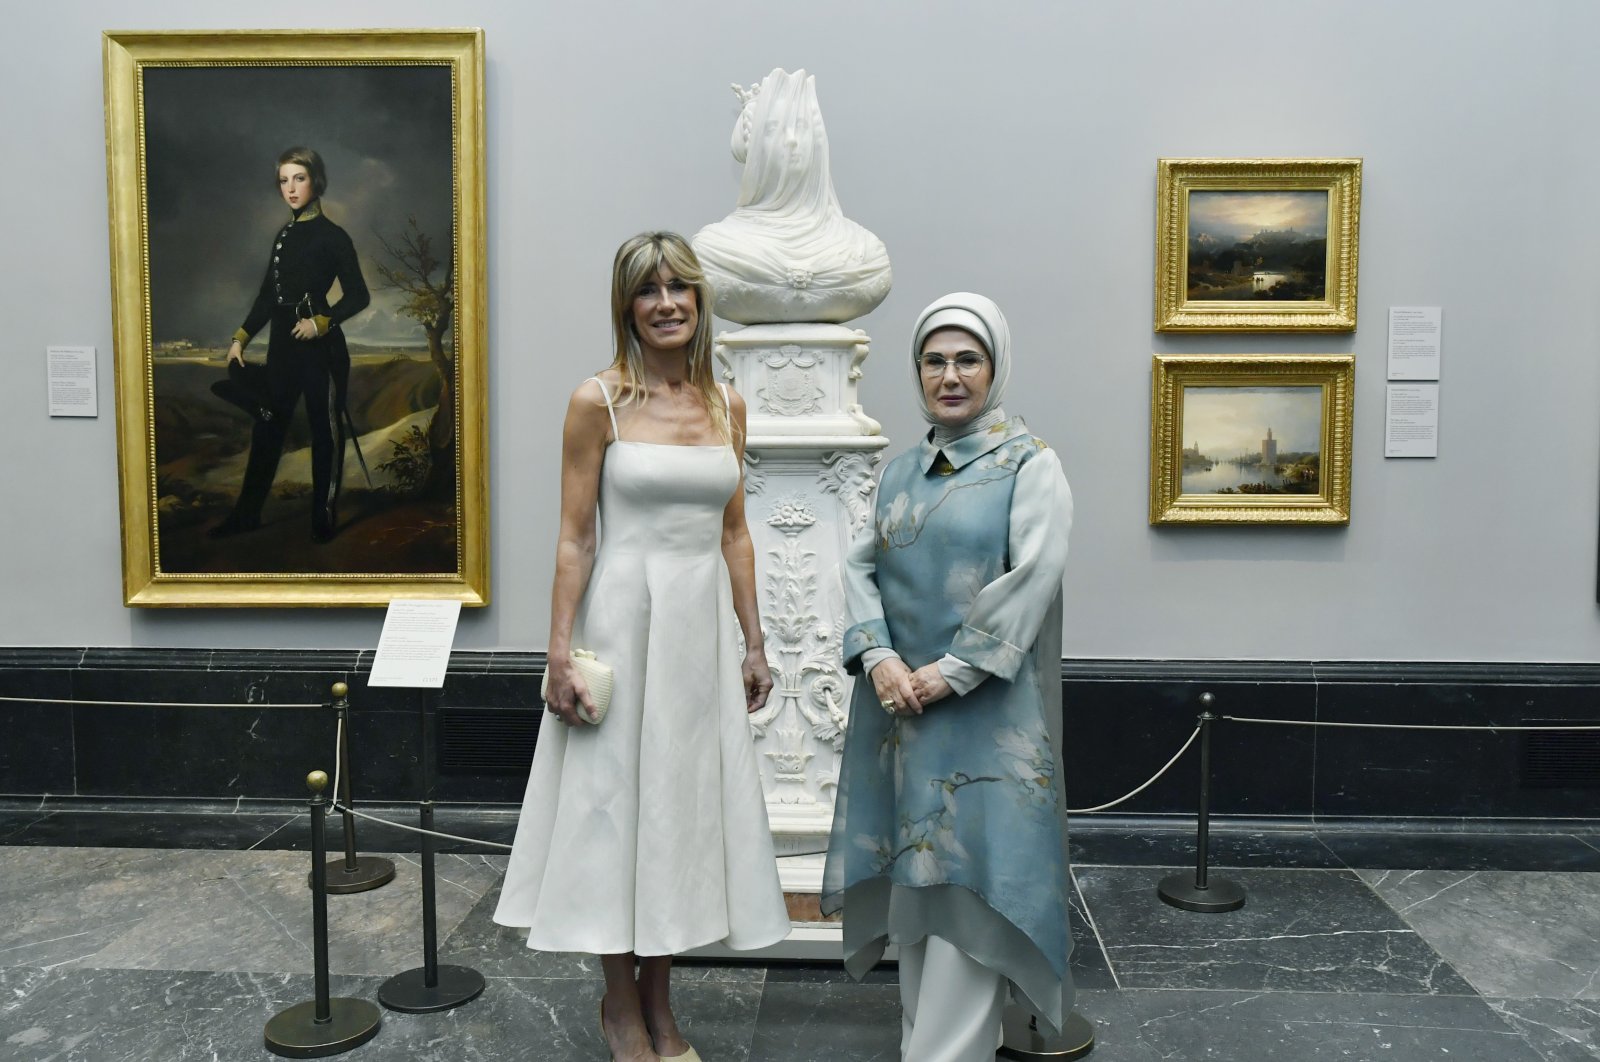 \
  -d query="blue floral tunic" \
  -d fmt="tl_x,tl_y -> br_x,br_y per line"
822,414 -> 1075,1030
